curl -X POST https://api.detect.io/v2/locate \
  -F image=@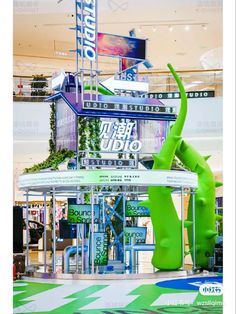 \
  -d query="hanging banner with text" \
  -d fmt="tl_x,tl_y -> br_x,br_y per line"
67,204 -> 100,224
126,200 -> 150,217
76,0 -> 98,63
89,232 -> 109,266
